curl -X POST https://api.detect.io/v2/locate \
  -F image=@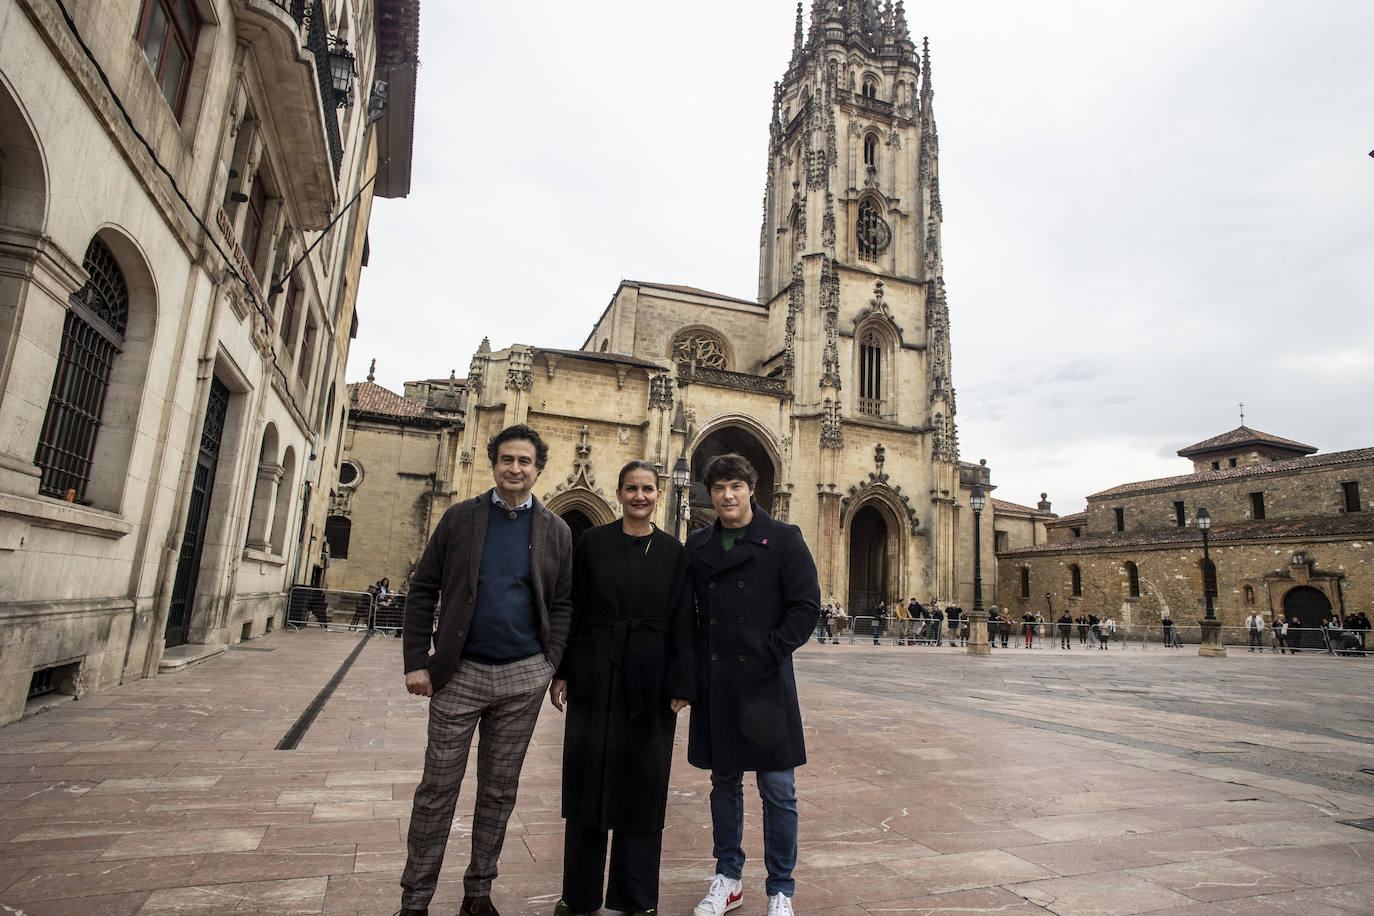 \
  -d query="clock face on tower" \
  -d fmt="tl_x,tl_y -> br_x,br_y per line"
857,205 -> 892,258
